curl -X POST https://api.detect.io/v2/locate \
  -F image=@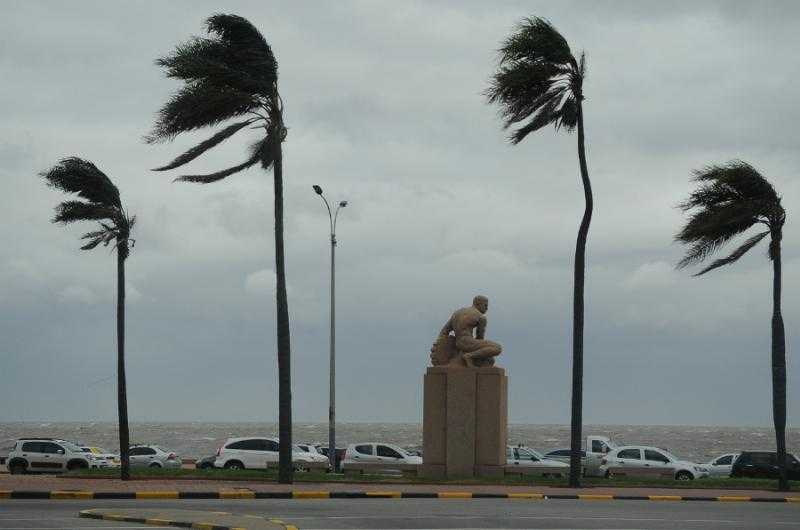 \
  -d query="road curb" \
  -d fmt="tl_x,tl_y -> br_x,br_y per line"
1,489 -> 798,502
79,509 -> 298,530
